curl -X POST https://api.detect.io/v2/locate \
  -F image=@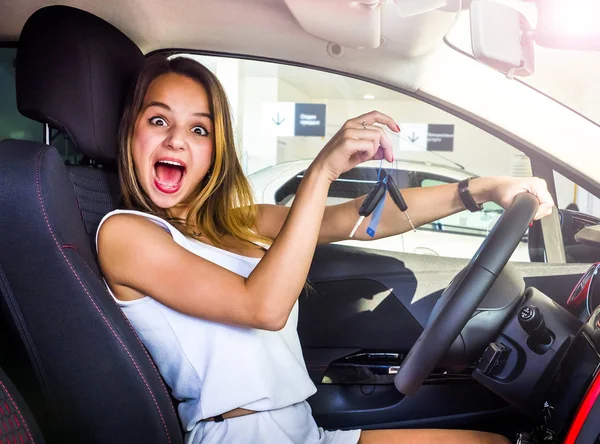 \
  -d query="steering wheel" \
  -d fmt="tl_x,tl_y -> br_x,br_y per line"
394,192 -> 539,395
